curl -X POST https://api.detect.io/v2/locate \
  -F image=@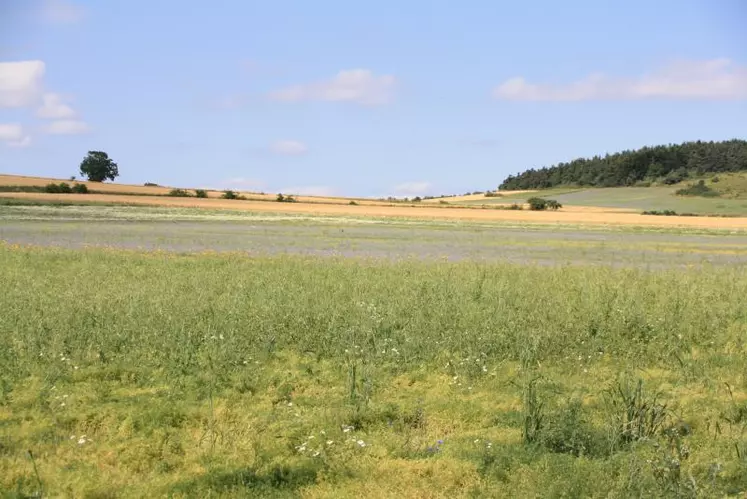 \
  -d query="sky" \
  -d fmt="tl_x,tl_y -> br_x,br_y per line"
0,0 -> 746,197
